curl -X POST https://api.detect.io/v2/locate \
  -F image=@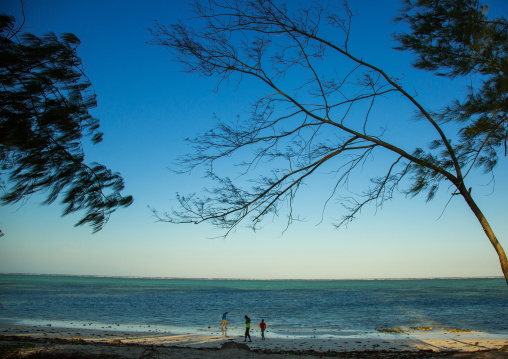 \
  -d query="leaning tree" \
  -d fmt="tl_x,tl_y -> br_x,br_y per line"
1,15 -> 133,233
150,0 -> 508,282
